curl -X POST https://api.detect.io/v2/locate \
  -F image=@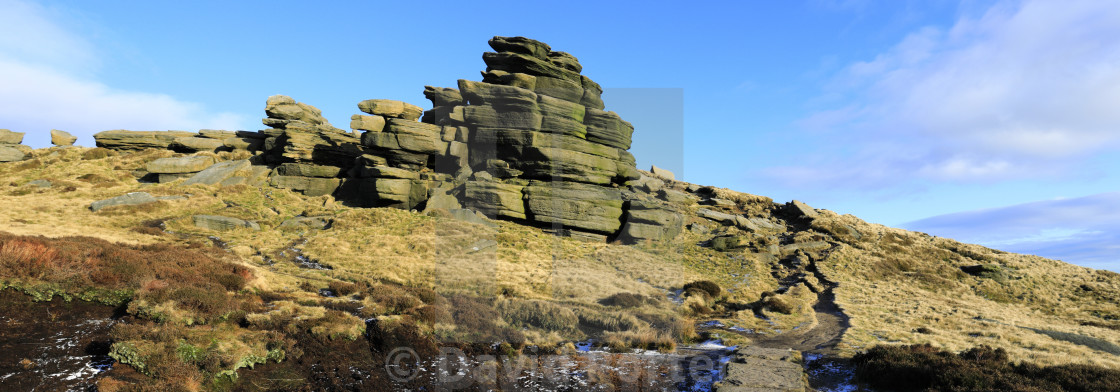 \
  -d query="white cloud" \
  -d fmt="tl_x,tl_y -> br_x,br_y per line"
771,0 -> 1120,188
903,192 -> 1120,271
0,0 -> 248,148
